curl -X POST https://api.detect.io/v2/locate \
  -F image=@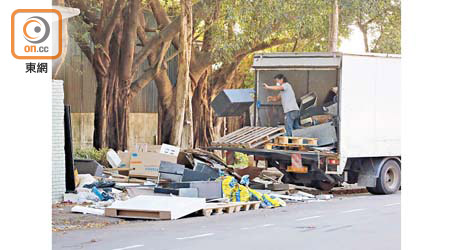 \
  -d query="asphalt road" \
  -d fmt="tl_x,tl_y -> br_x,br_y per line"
53,192 -> 401,250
